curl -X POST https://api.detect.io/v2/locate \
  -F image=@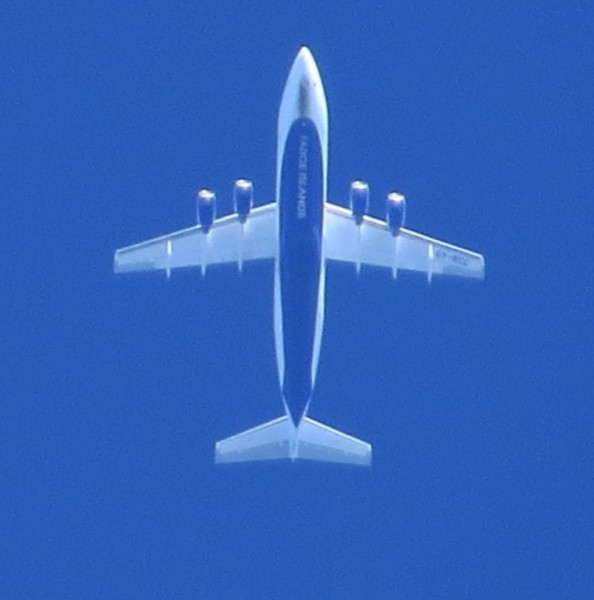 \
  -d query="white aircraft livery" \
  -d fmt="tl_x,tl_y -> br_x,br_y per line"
114,47 -> 485,466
